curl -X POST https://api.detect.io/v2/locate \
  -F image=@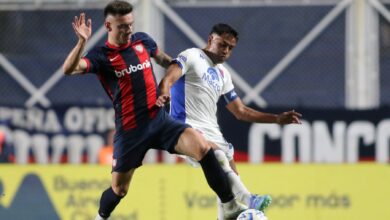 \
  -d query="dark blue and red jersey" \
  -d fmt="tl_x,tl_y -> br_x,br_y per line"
82,32 -> 160,133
